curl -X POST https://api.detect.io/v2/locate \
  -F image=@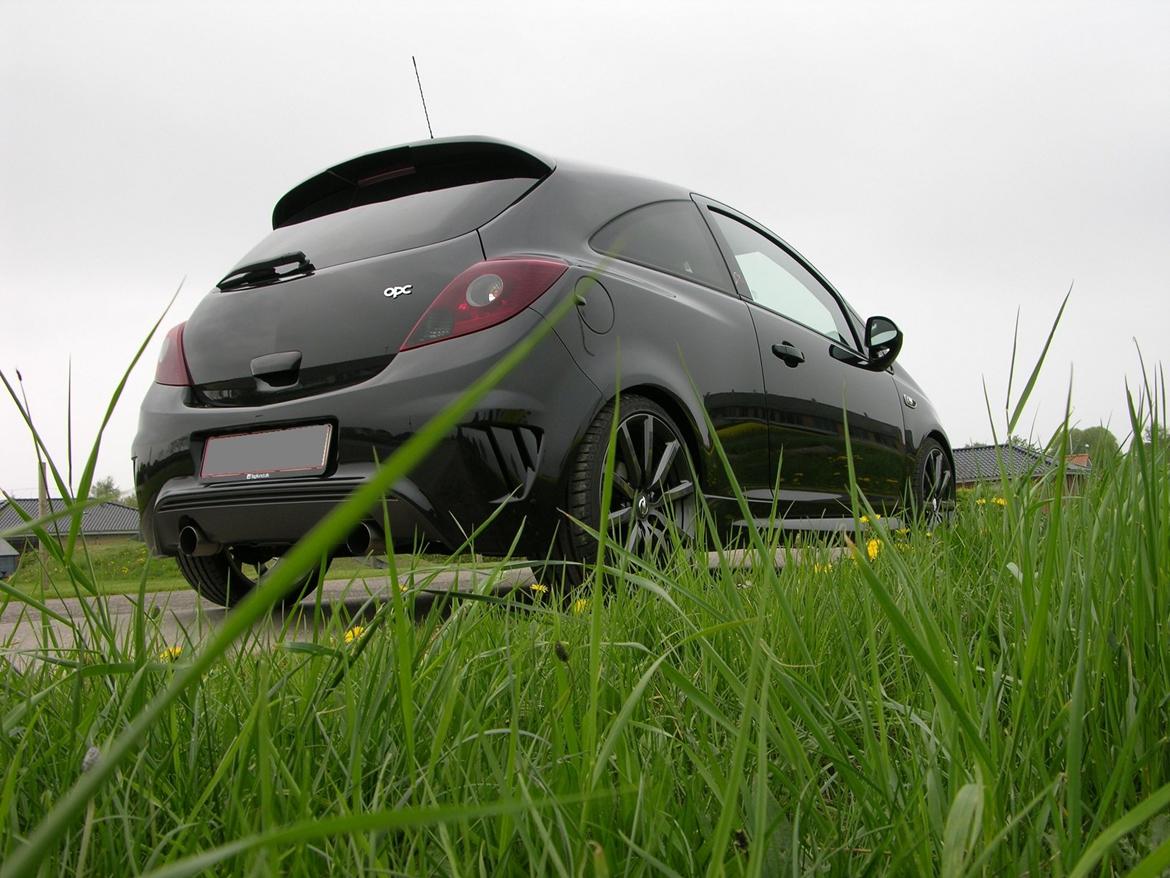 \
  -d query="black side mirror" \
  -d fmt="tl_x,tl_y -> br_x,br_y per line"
863,316 -> 903,371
